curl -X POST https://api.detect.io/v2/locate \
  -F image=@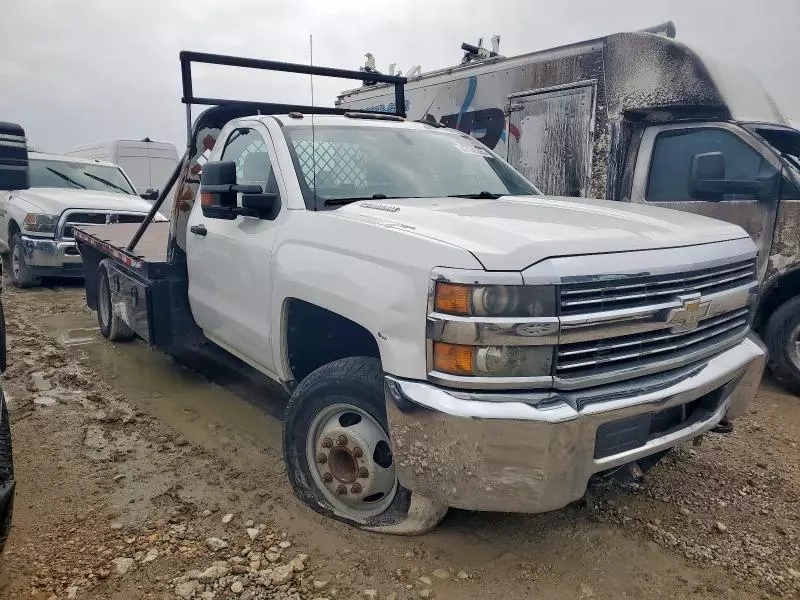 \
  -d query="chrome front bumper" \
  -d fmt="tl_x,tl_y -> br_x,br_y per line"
20,235 -> 82,273
385,335 -> 766,514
